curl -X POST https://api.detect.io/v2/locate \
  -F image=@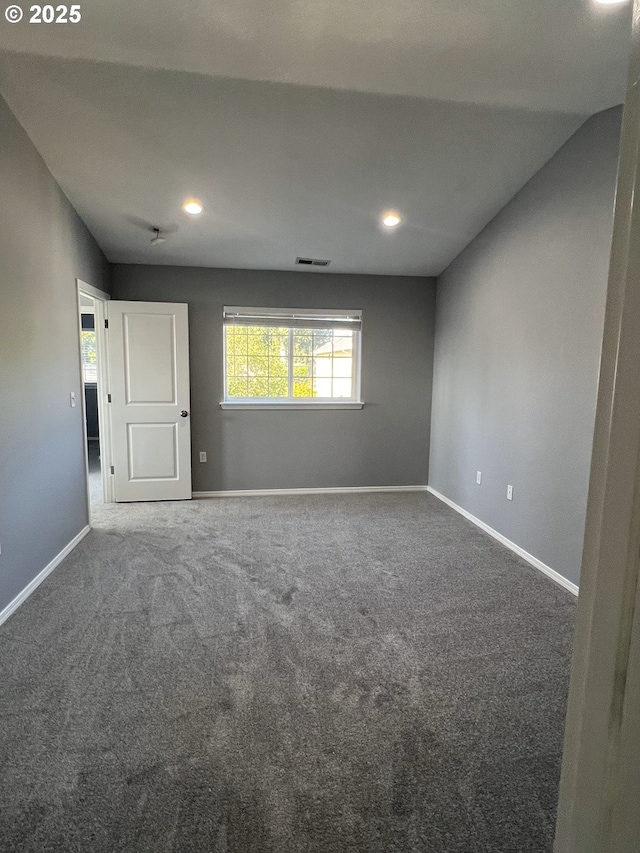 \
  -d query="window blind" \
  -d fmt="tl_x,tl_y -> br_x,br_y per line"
223,307 -> 362,331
